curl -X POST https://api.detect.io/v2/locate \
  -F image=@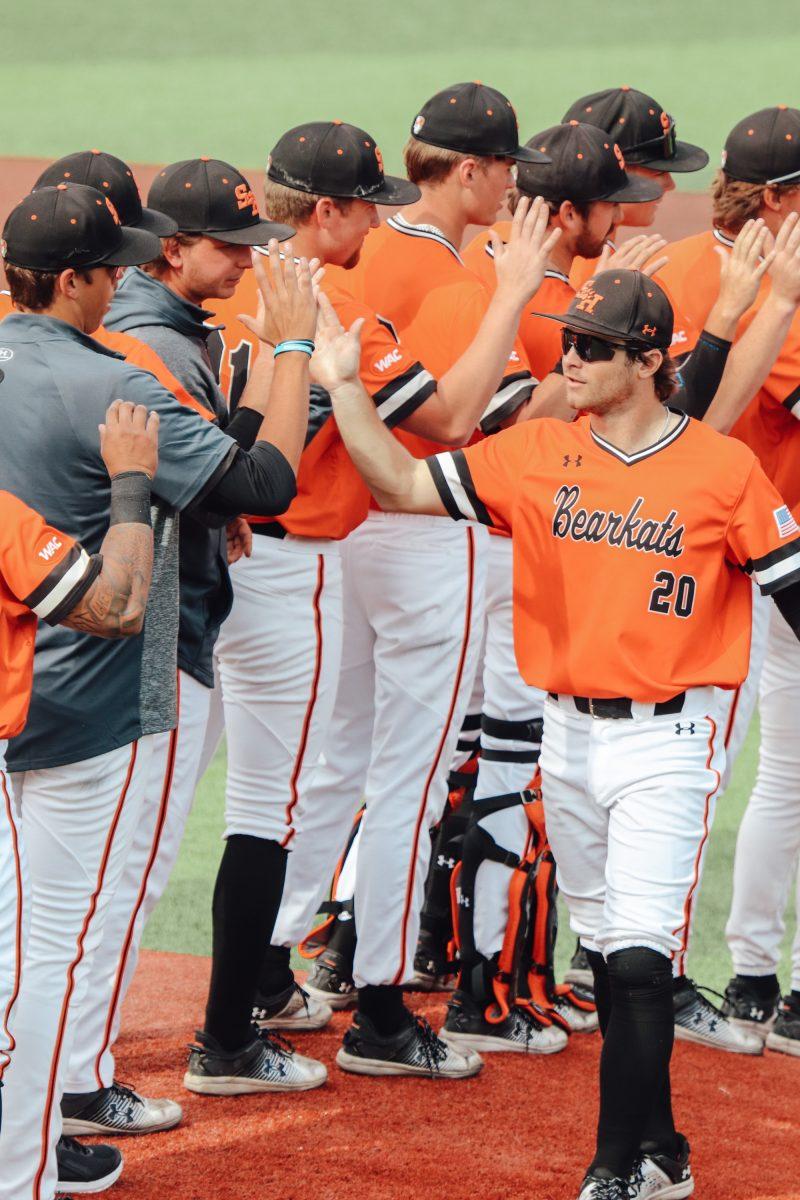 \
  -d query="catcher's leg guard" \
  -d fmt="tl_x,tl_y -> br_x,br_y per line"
298,807 -> 363,961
